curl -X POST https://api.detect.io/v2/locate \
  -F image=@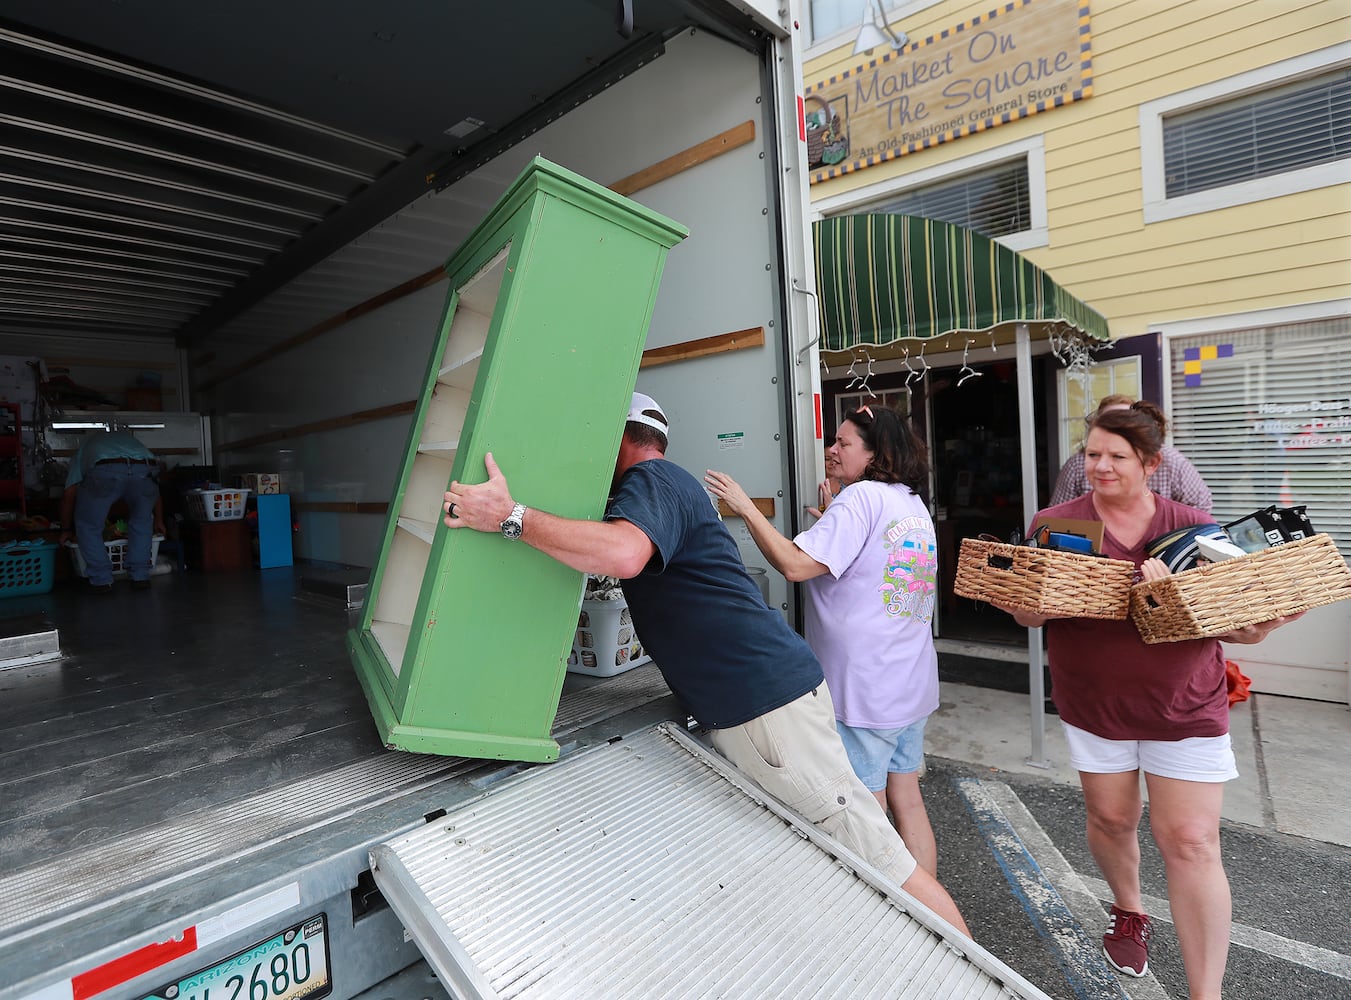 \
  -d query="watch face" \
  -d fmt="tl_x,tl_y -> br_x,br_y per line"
501,504 -> 526,540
